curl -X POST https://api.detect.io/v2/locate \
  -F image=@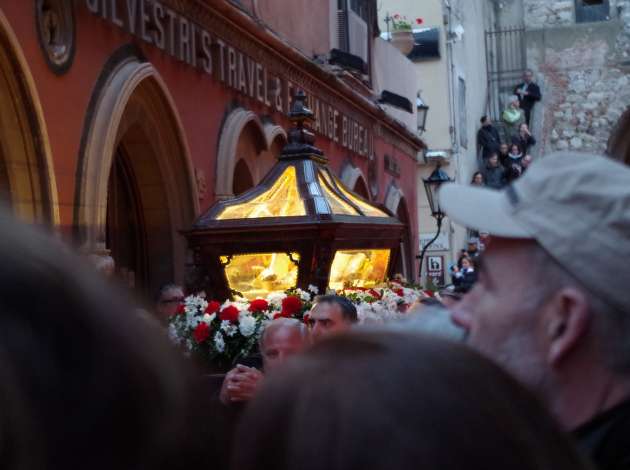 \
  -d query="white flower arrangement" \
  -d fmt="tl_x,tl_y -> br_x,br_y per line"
168,283 -> 428,370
